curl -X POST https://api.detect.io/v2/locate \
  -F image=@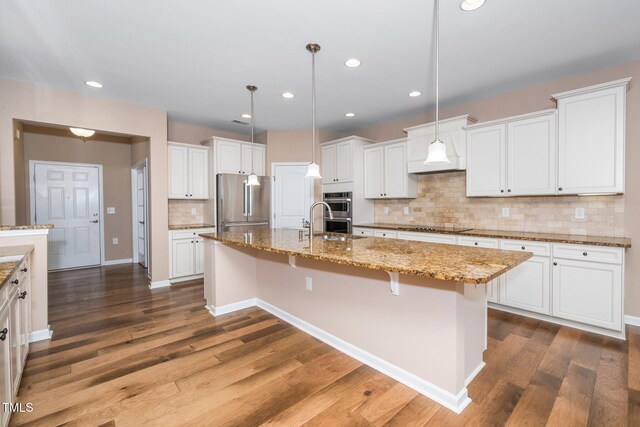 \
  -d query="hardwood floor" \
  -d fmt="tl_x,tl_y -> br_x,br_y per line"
10,264 -> 639,426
